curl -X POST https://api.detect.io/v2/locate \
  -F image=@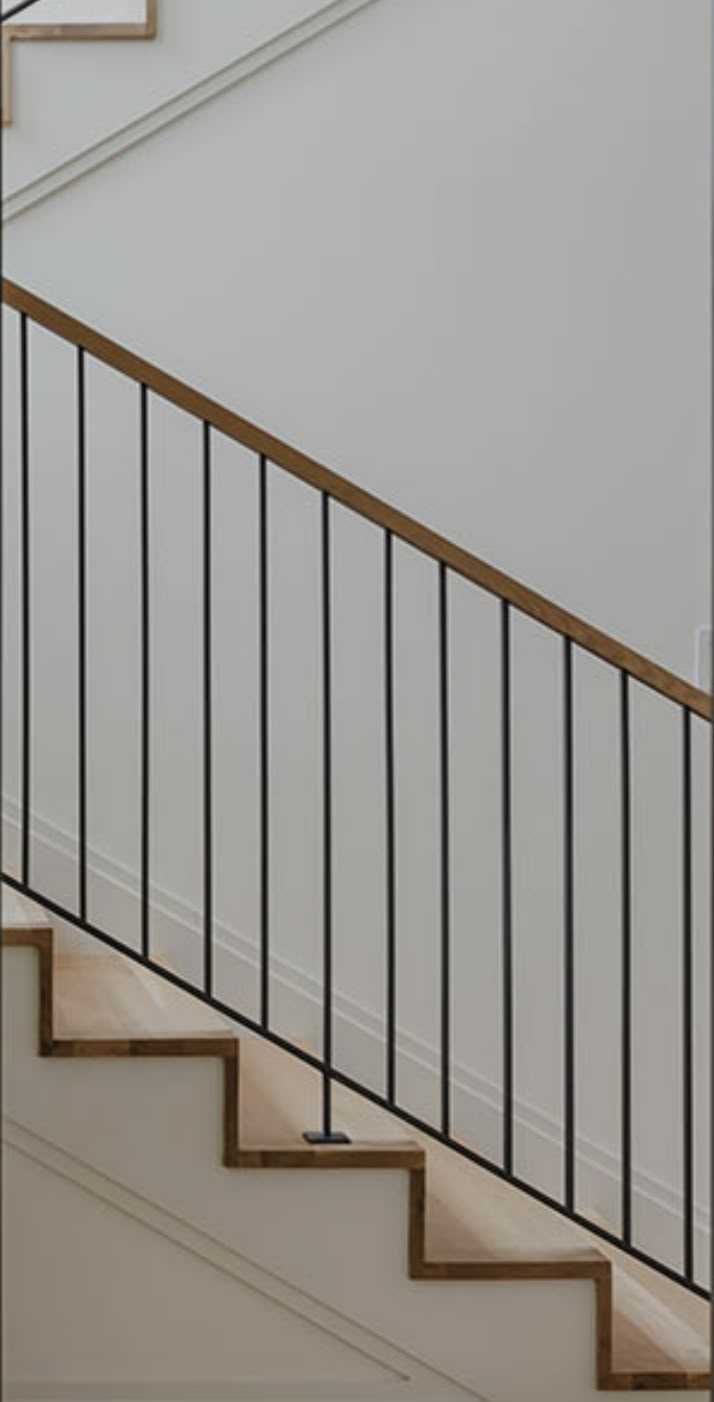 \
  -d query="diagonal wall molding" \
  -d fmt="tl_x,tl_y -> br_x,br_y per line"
2,0 -> 381,222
